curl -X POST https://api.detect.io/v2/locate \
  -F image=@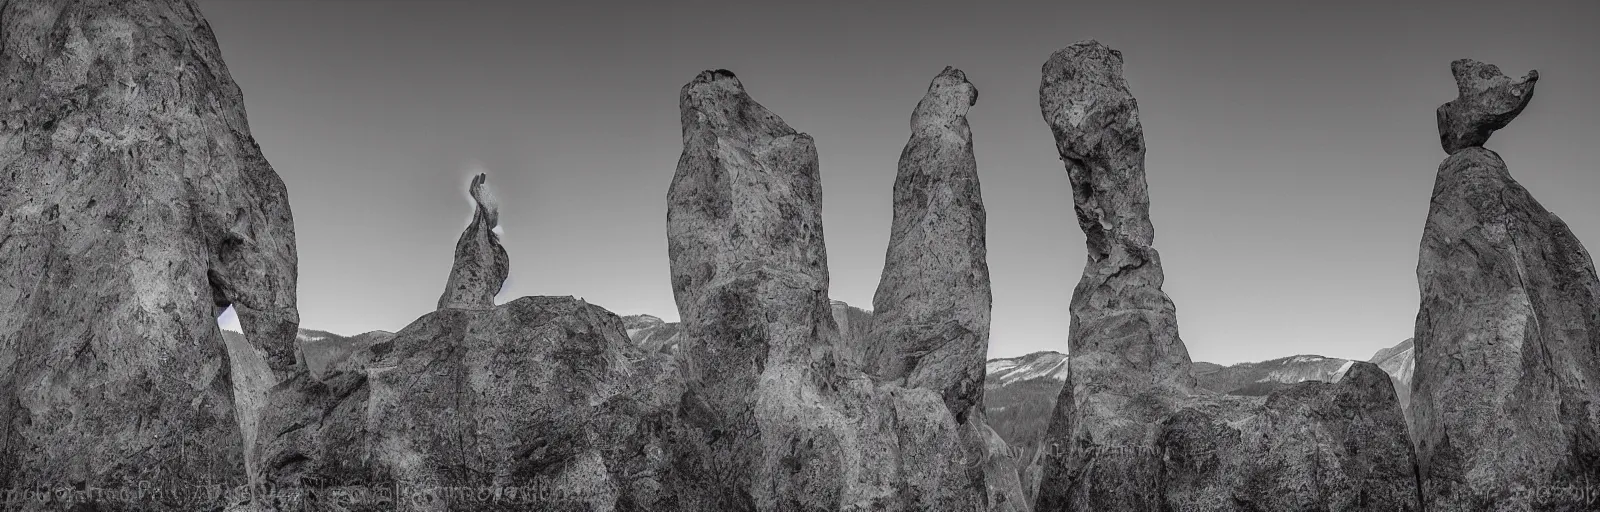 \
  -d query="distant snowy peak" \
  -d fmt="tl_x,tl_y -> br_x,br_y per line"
985,351 -> 1070,386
